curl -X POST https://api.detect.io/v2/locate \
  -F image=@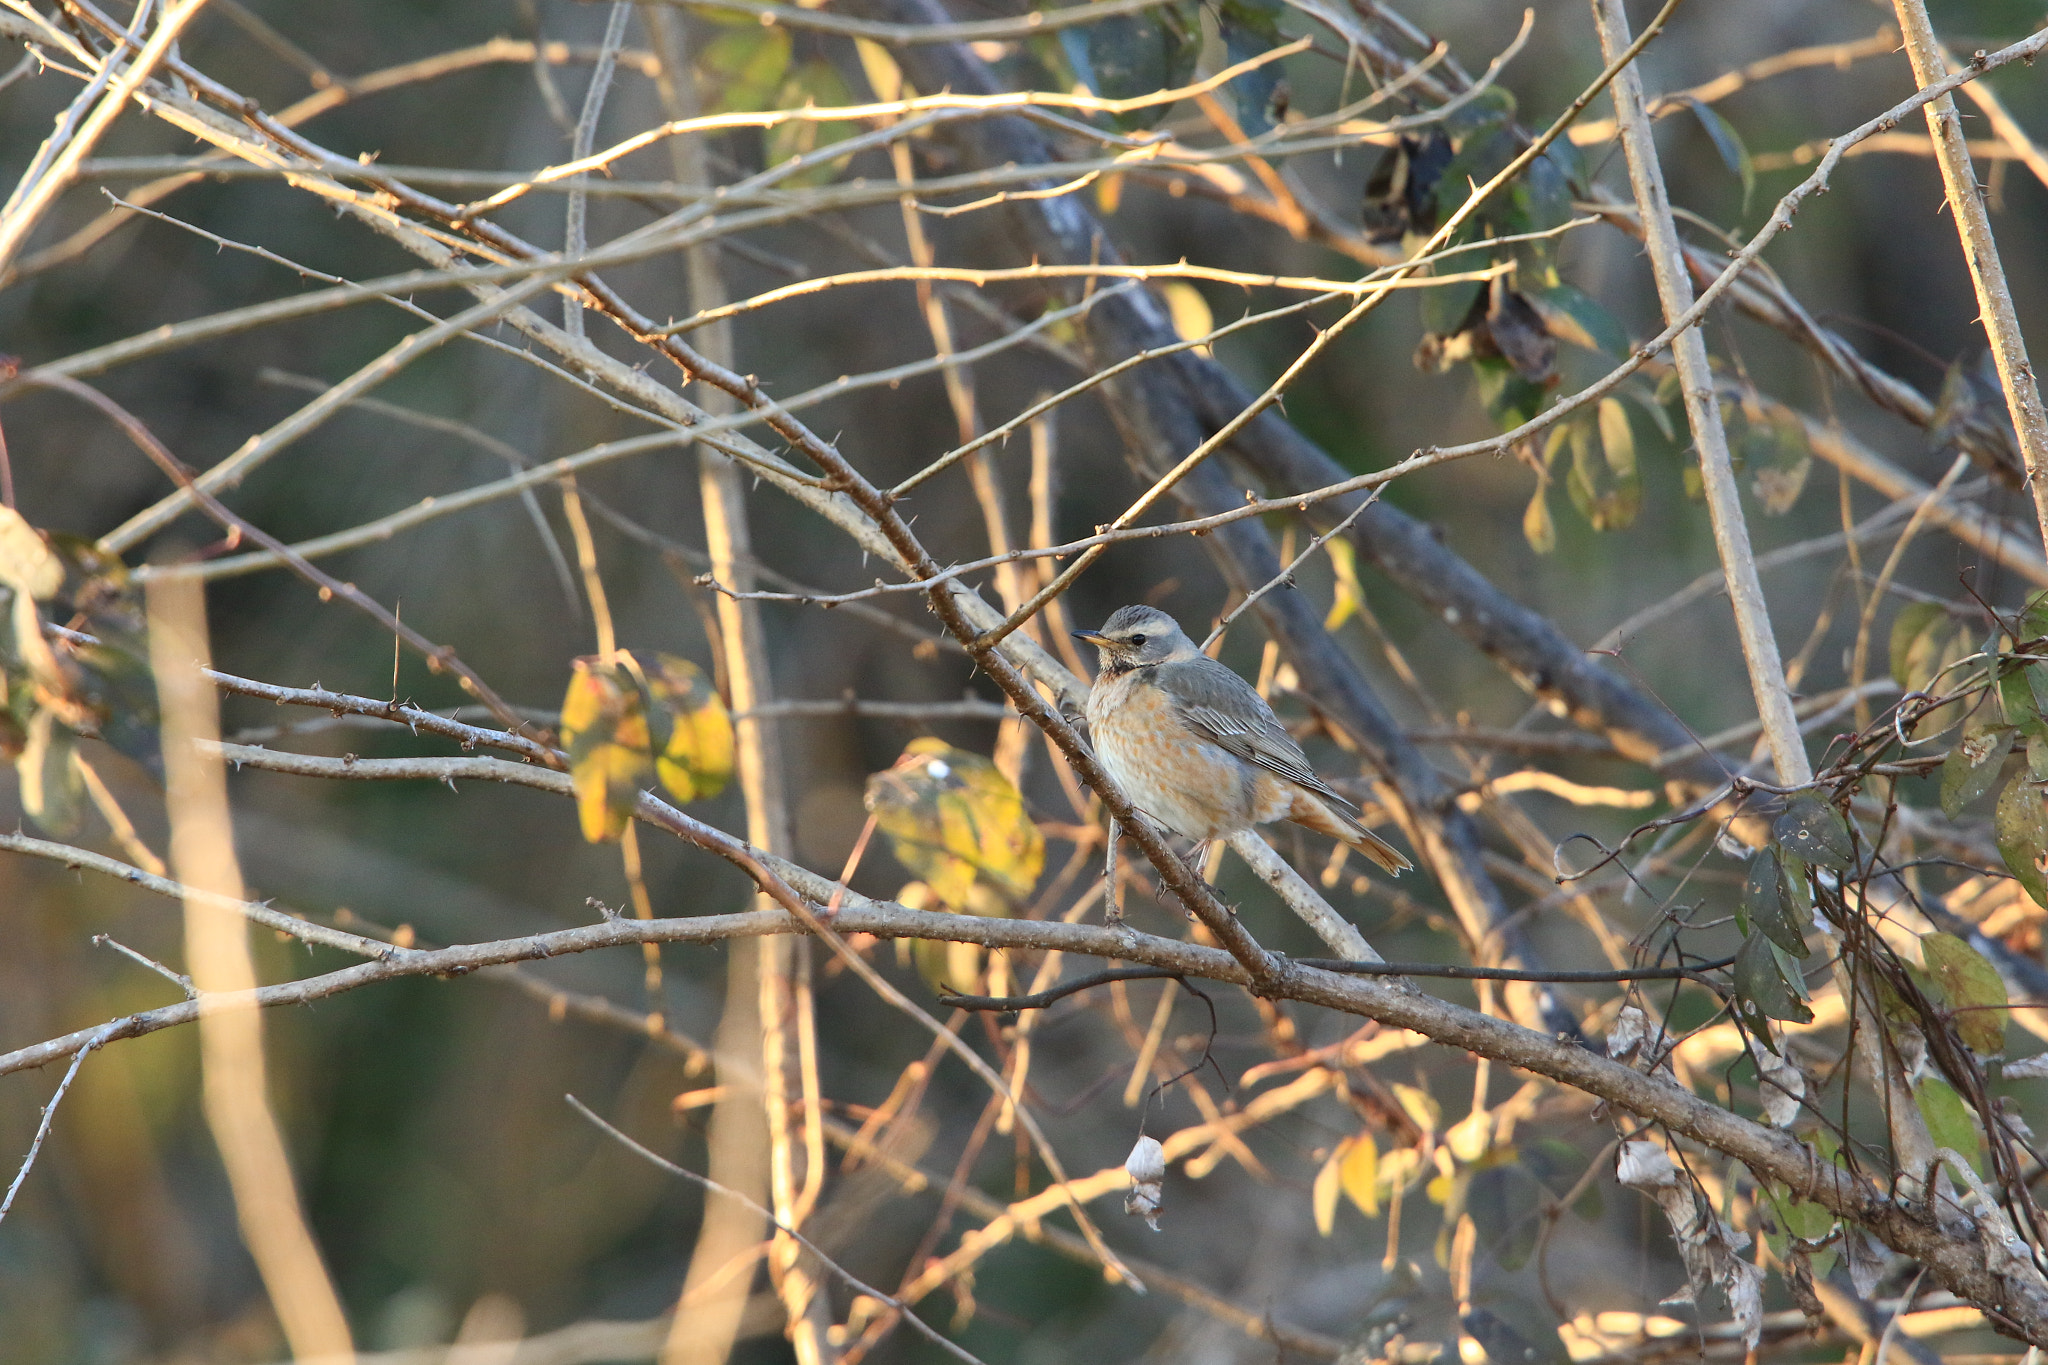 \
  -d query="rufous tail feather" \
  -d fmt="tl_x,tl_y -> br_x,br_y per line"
1285,791 -> 1412,875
